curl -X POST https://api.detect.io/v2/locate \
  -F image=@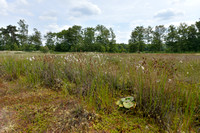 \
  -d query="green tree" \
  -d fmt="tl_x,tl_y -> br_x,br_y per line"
177,23 -> 189,52
187,24 -> 198,51
0,25 -> 18,50
44,32 -> 56,51
0,27 -> 8,50
55,25 -> 83,52
56,30 -> 70,51
95,25 -> 110,52
165,25 -> 179,52
144,26 -> 153,51
7,25 -> 19,50
68,25 -> 83,52
129,26 -> 146,52
29,28 -> 42,50
17,19 -> 28,50
0,28 -> 6,50
196,20 -> 200,51
109,28 -> 117,52
82,27 -> 95,51
151,25 -> 166,52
